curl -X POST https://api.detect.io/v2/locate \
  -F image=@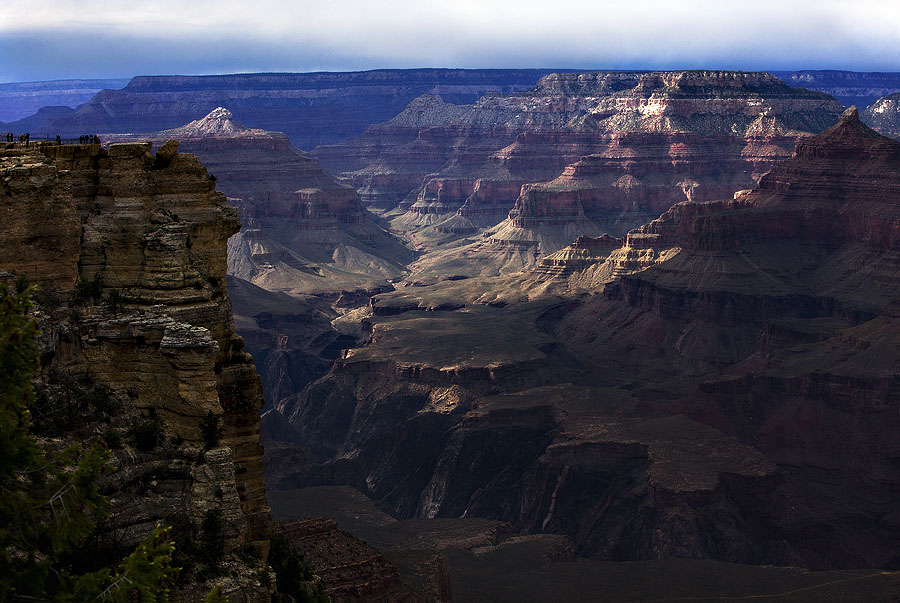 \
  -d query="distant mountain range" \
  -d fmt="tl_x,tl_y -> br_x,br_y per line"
3,69 -> 900,149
